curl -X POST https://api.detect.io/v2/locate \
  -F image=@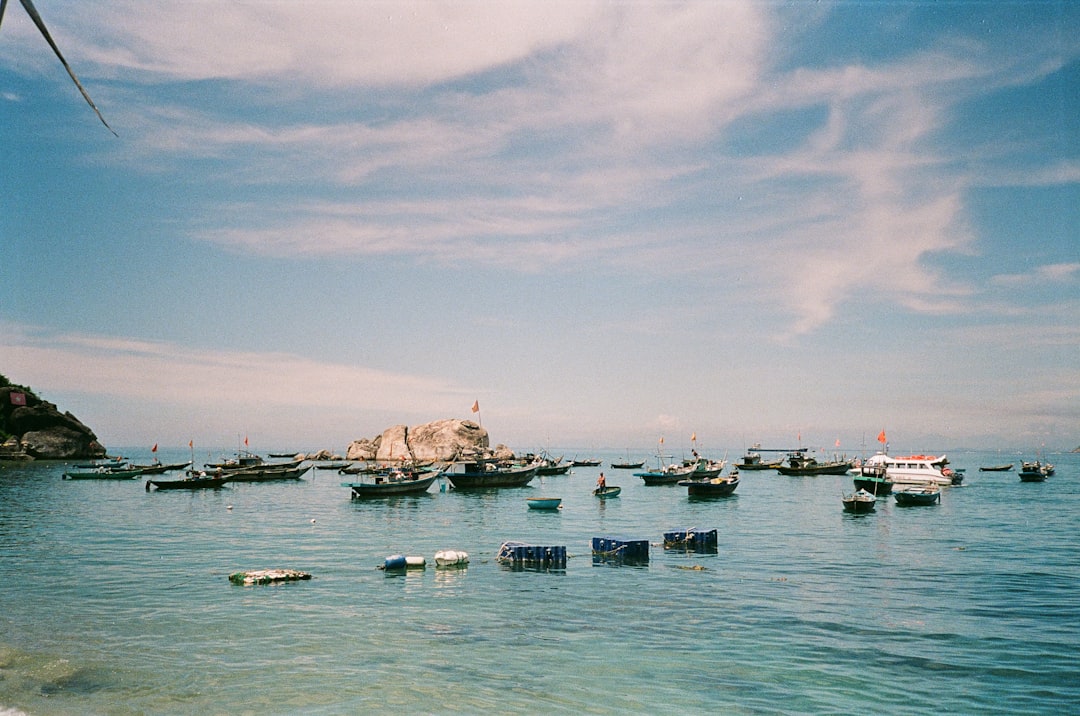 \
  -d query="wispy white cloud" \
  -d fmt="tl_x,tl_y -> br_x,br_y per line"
12,1 -> 1075,338
992,262 -> 1080,287
0,323 -> 470,414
